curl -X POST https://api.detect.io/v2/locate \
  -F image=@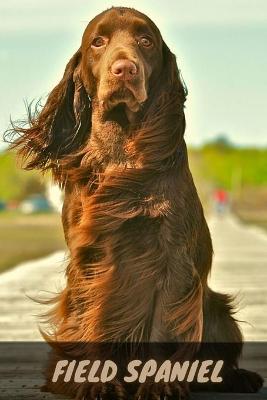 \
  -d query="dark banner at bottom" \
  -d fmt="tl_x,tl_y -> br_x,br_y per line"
0,342 -> 266,399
